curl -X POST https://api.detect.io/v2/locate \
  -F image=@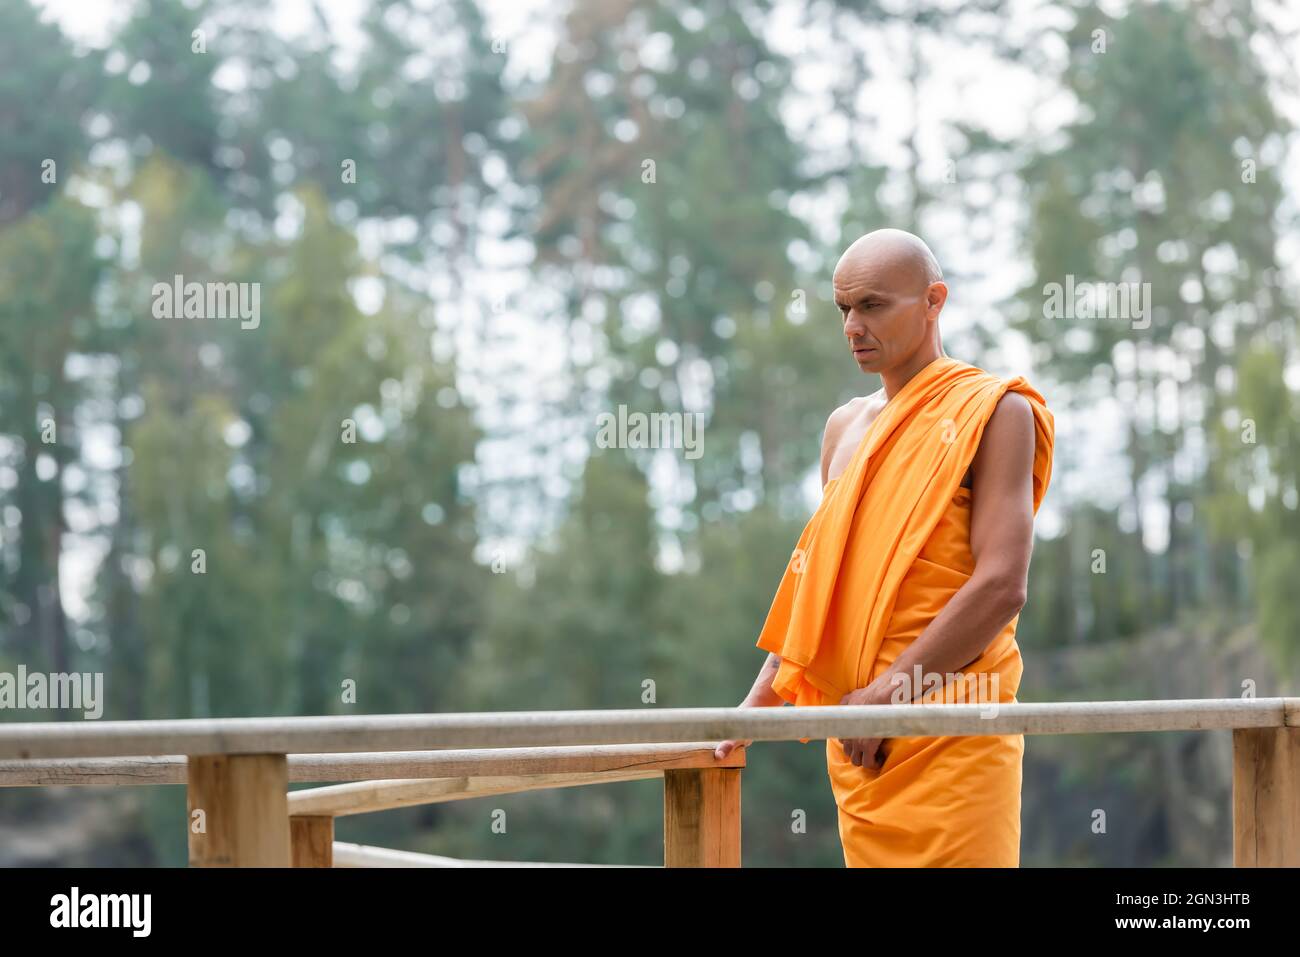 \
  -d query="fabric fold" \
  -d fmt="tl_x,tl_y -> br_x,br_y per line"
755,356 -> 1055,723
